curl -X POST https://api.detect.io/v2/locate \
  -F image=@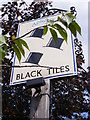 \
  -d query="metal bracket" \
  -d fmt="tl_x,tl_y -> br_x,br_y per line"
27,77 -> 46,88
